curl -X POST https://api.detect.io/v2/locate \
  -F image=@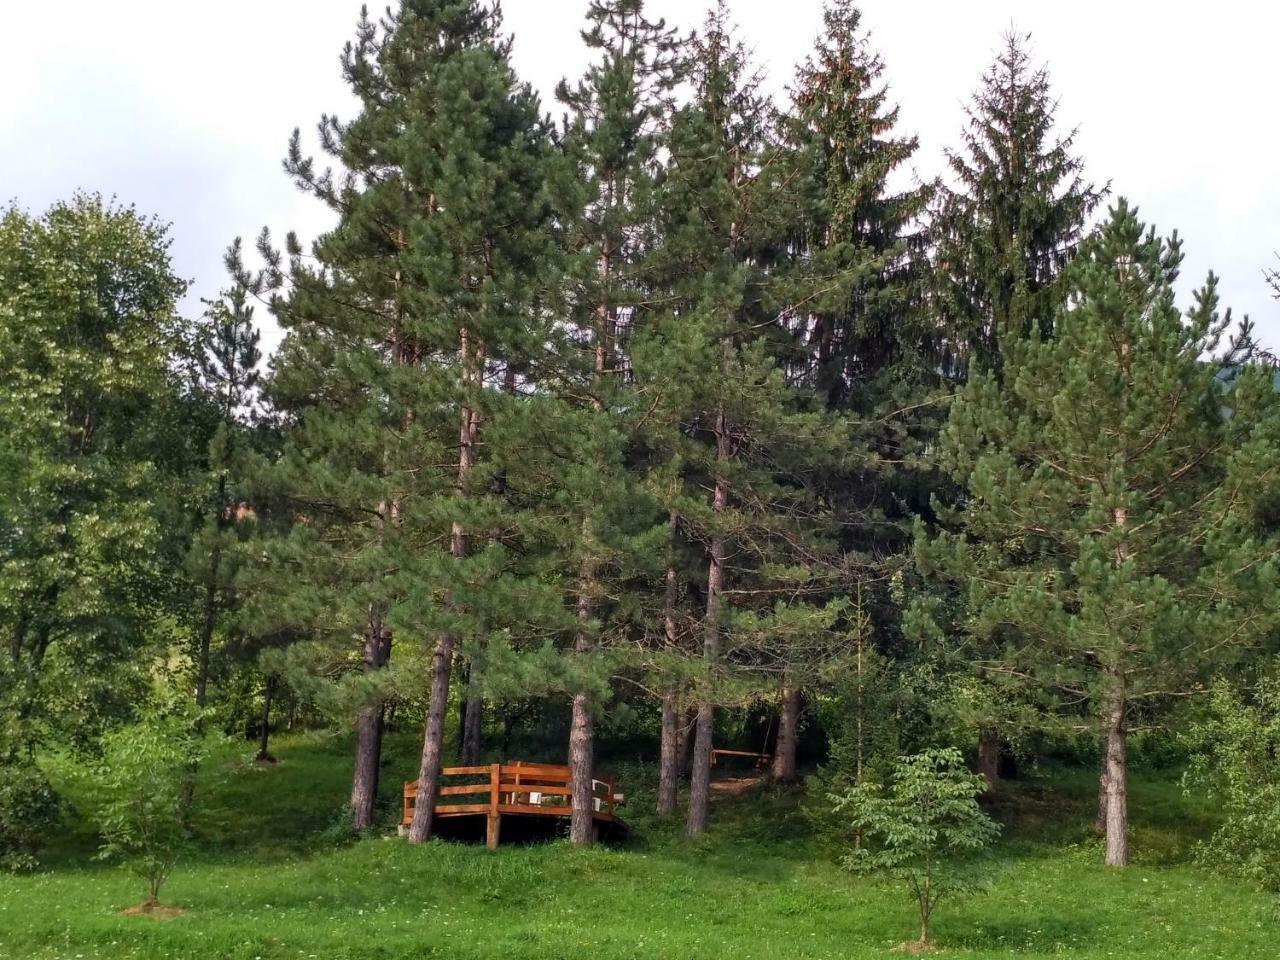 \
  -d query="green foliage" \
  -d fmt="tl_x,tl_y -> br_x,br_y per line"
832,748 -> 999,945
0,194 -> 200,763
934,32 -> 1104,374
1186,669 -> 1280,891
0,763 -> 58,871
91,709 -> 207,906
